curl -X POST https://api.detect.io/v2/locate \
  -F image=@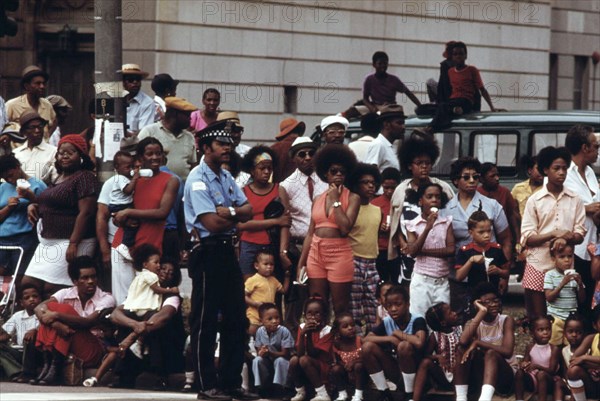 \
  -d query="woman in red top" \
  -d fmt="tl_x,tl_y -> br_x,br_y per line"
298,144 -> 360,315
238,146 -> 291,280
110,137 -> 179,304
